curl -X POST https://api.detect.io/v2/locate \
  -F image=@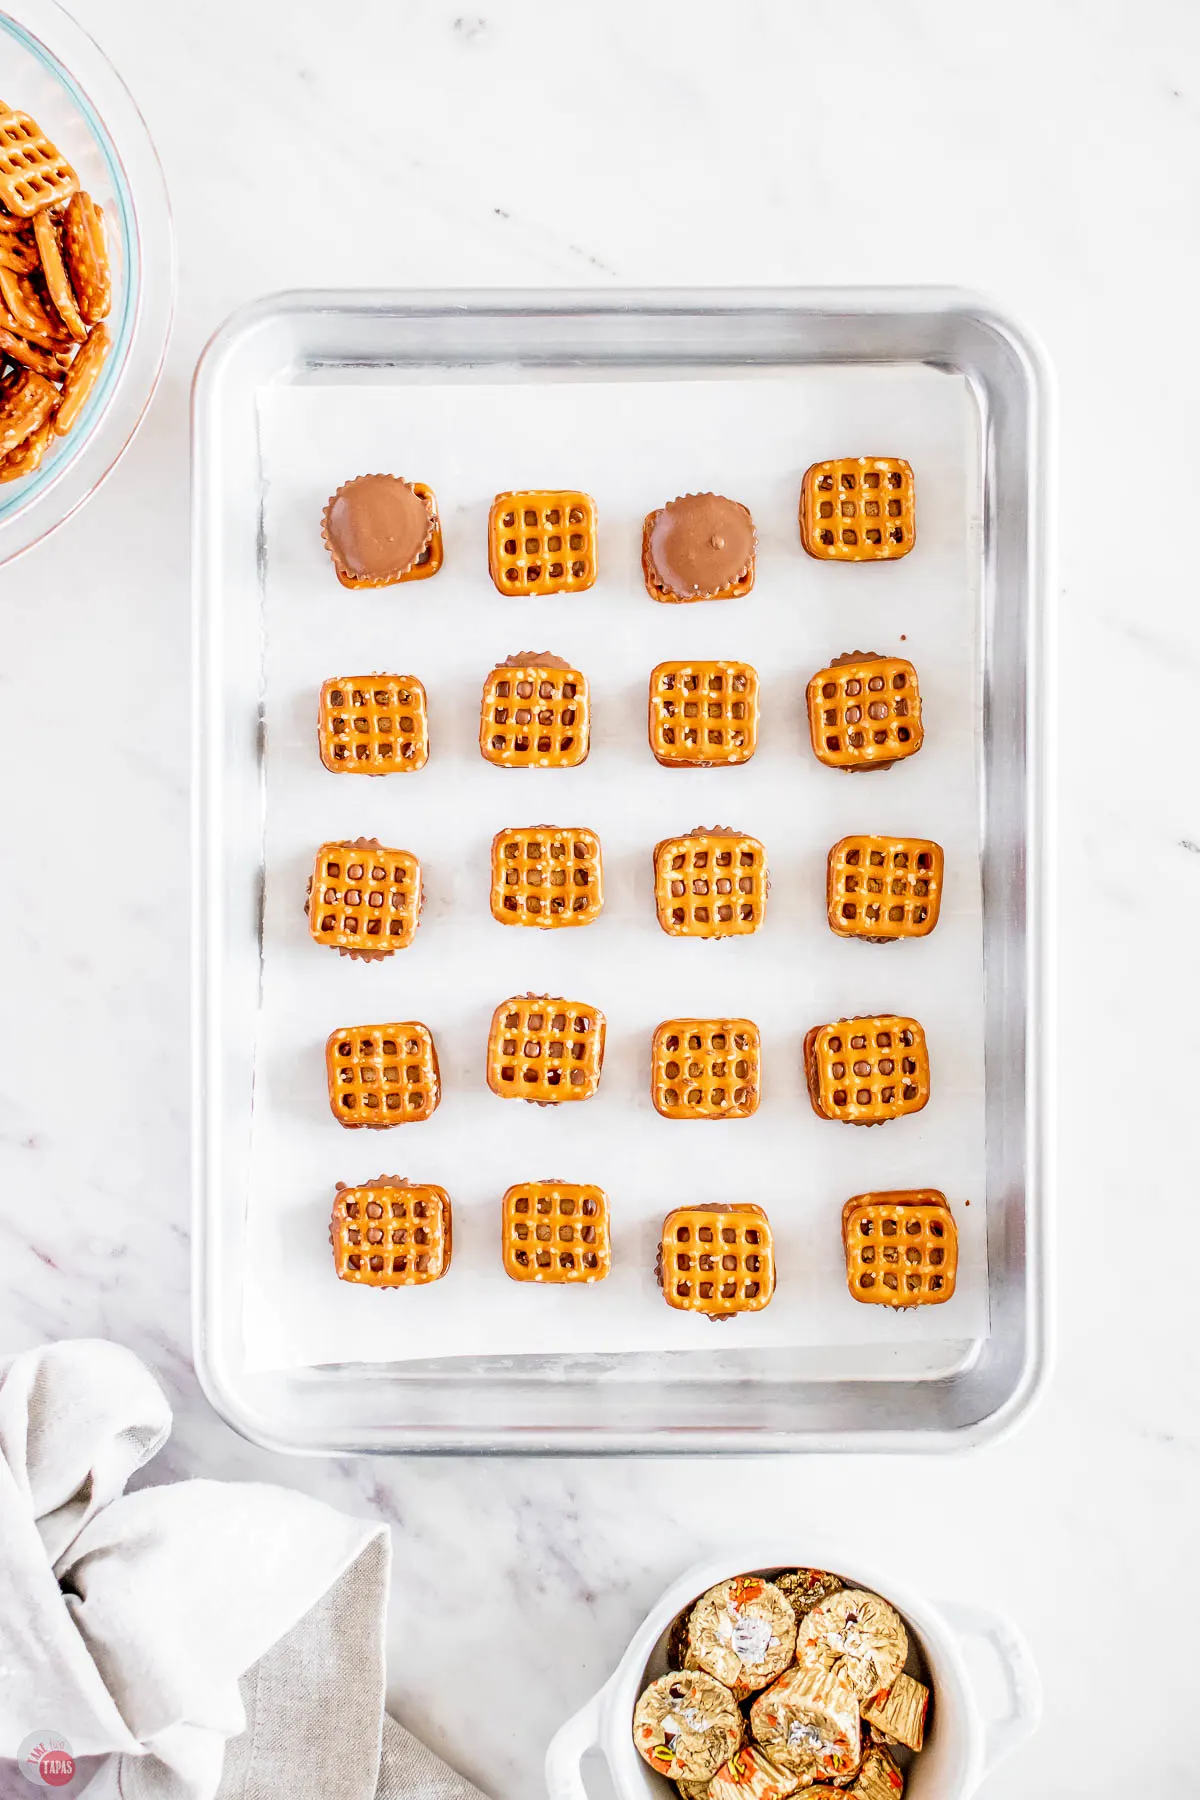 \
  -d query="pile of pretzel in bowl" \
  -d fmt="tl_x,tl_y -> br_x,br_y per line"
0,101 -> 111,482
